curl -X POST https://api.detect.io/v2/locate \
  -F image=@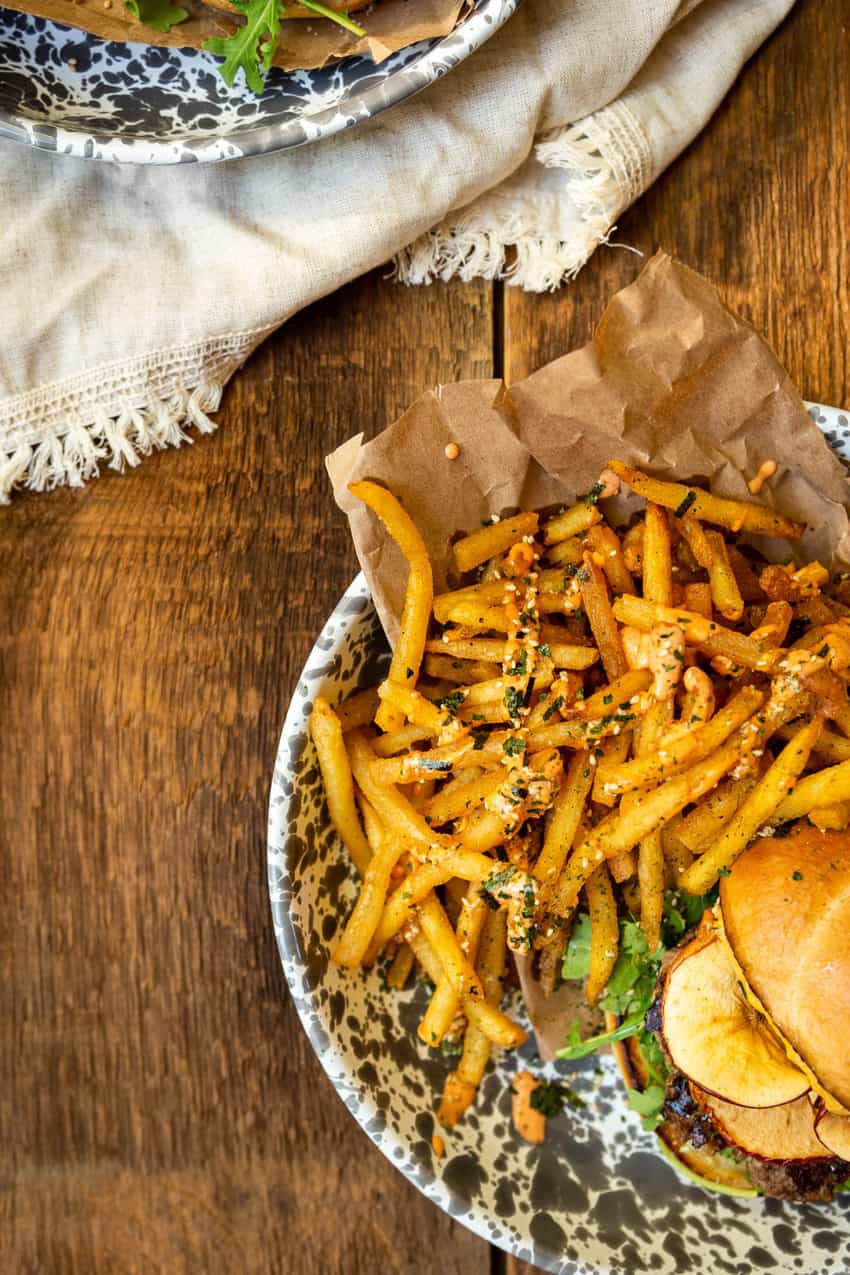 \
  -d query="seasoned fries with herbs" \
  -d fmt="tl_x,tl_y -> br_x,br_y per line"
311,462 -> 850,1134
